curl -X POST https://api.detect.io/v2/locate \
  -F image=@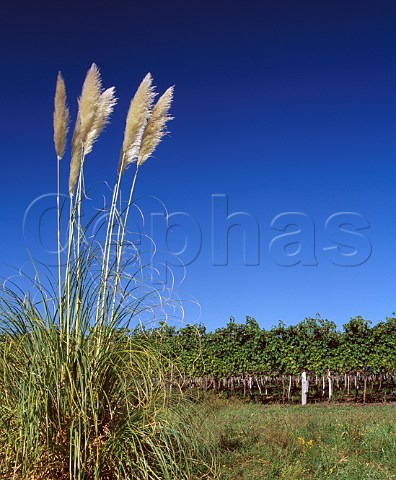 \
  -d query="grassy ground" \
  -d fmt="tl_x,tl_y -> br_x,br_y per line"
199,396 -> 396,479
